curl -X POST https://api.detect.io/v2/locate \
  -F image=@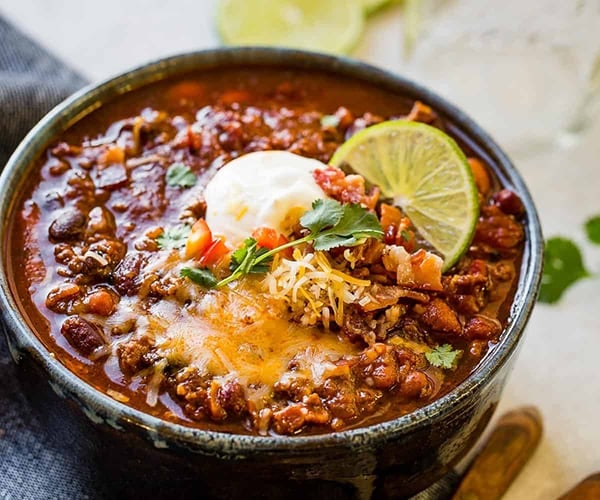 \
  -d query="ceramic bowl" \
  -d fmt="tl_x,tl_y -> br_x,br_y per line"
0,48 -> 543,499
